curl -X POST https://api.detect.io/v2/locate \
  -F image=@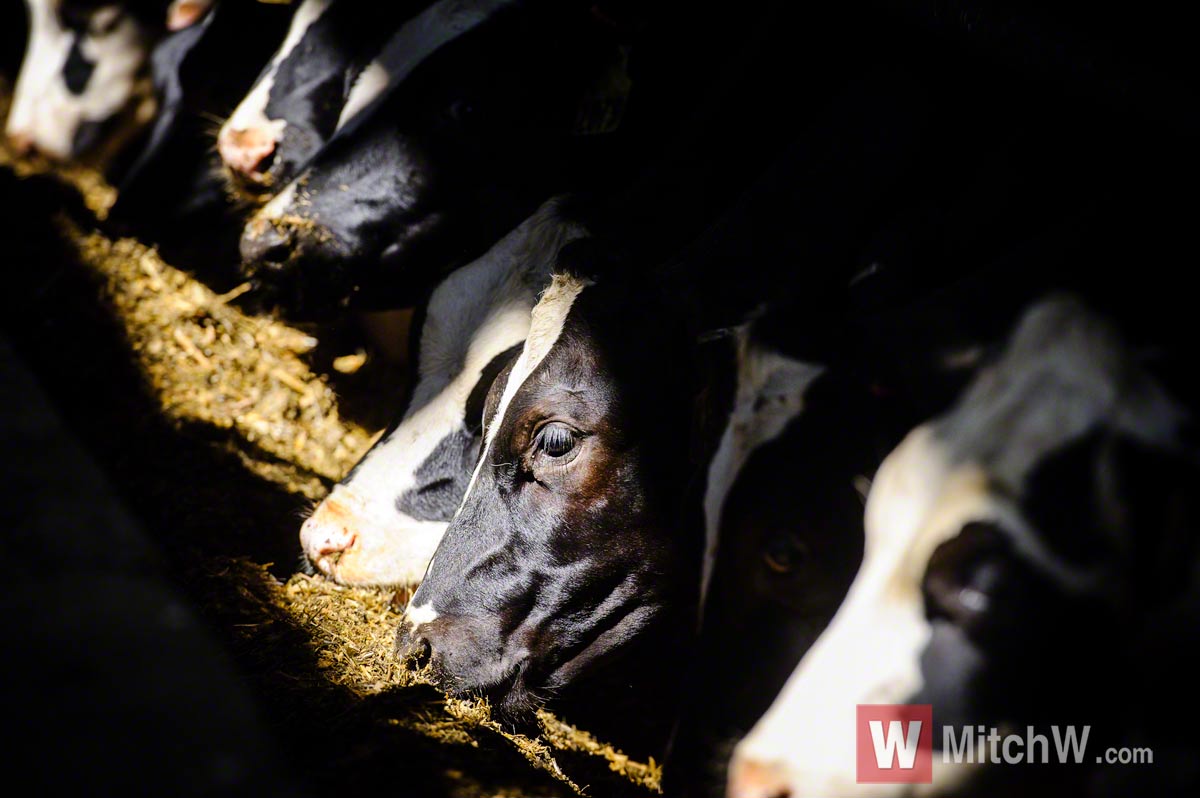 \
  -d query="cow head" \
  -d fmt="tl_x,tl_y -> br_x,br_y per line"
667,326 -> 880,794
301,198 -> 585,586
6,0 -> 167,163
216,0 -> 406,193
396,245 -> 703,732
238,0 -> 616,316
728,295 -> 1200,797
